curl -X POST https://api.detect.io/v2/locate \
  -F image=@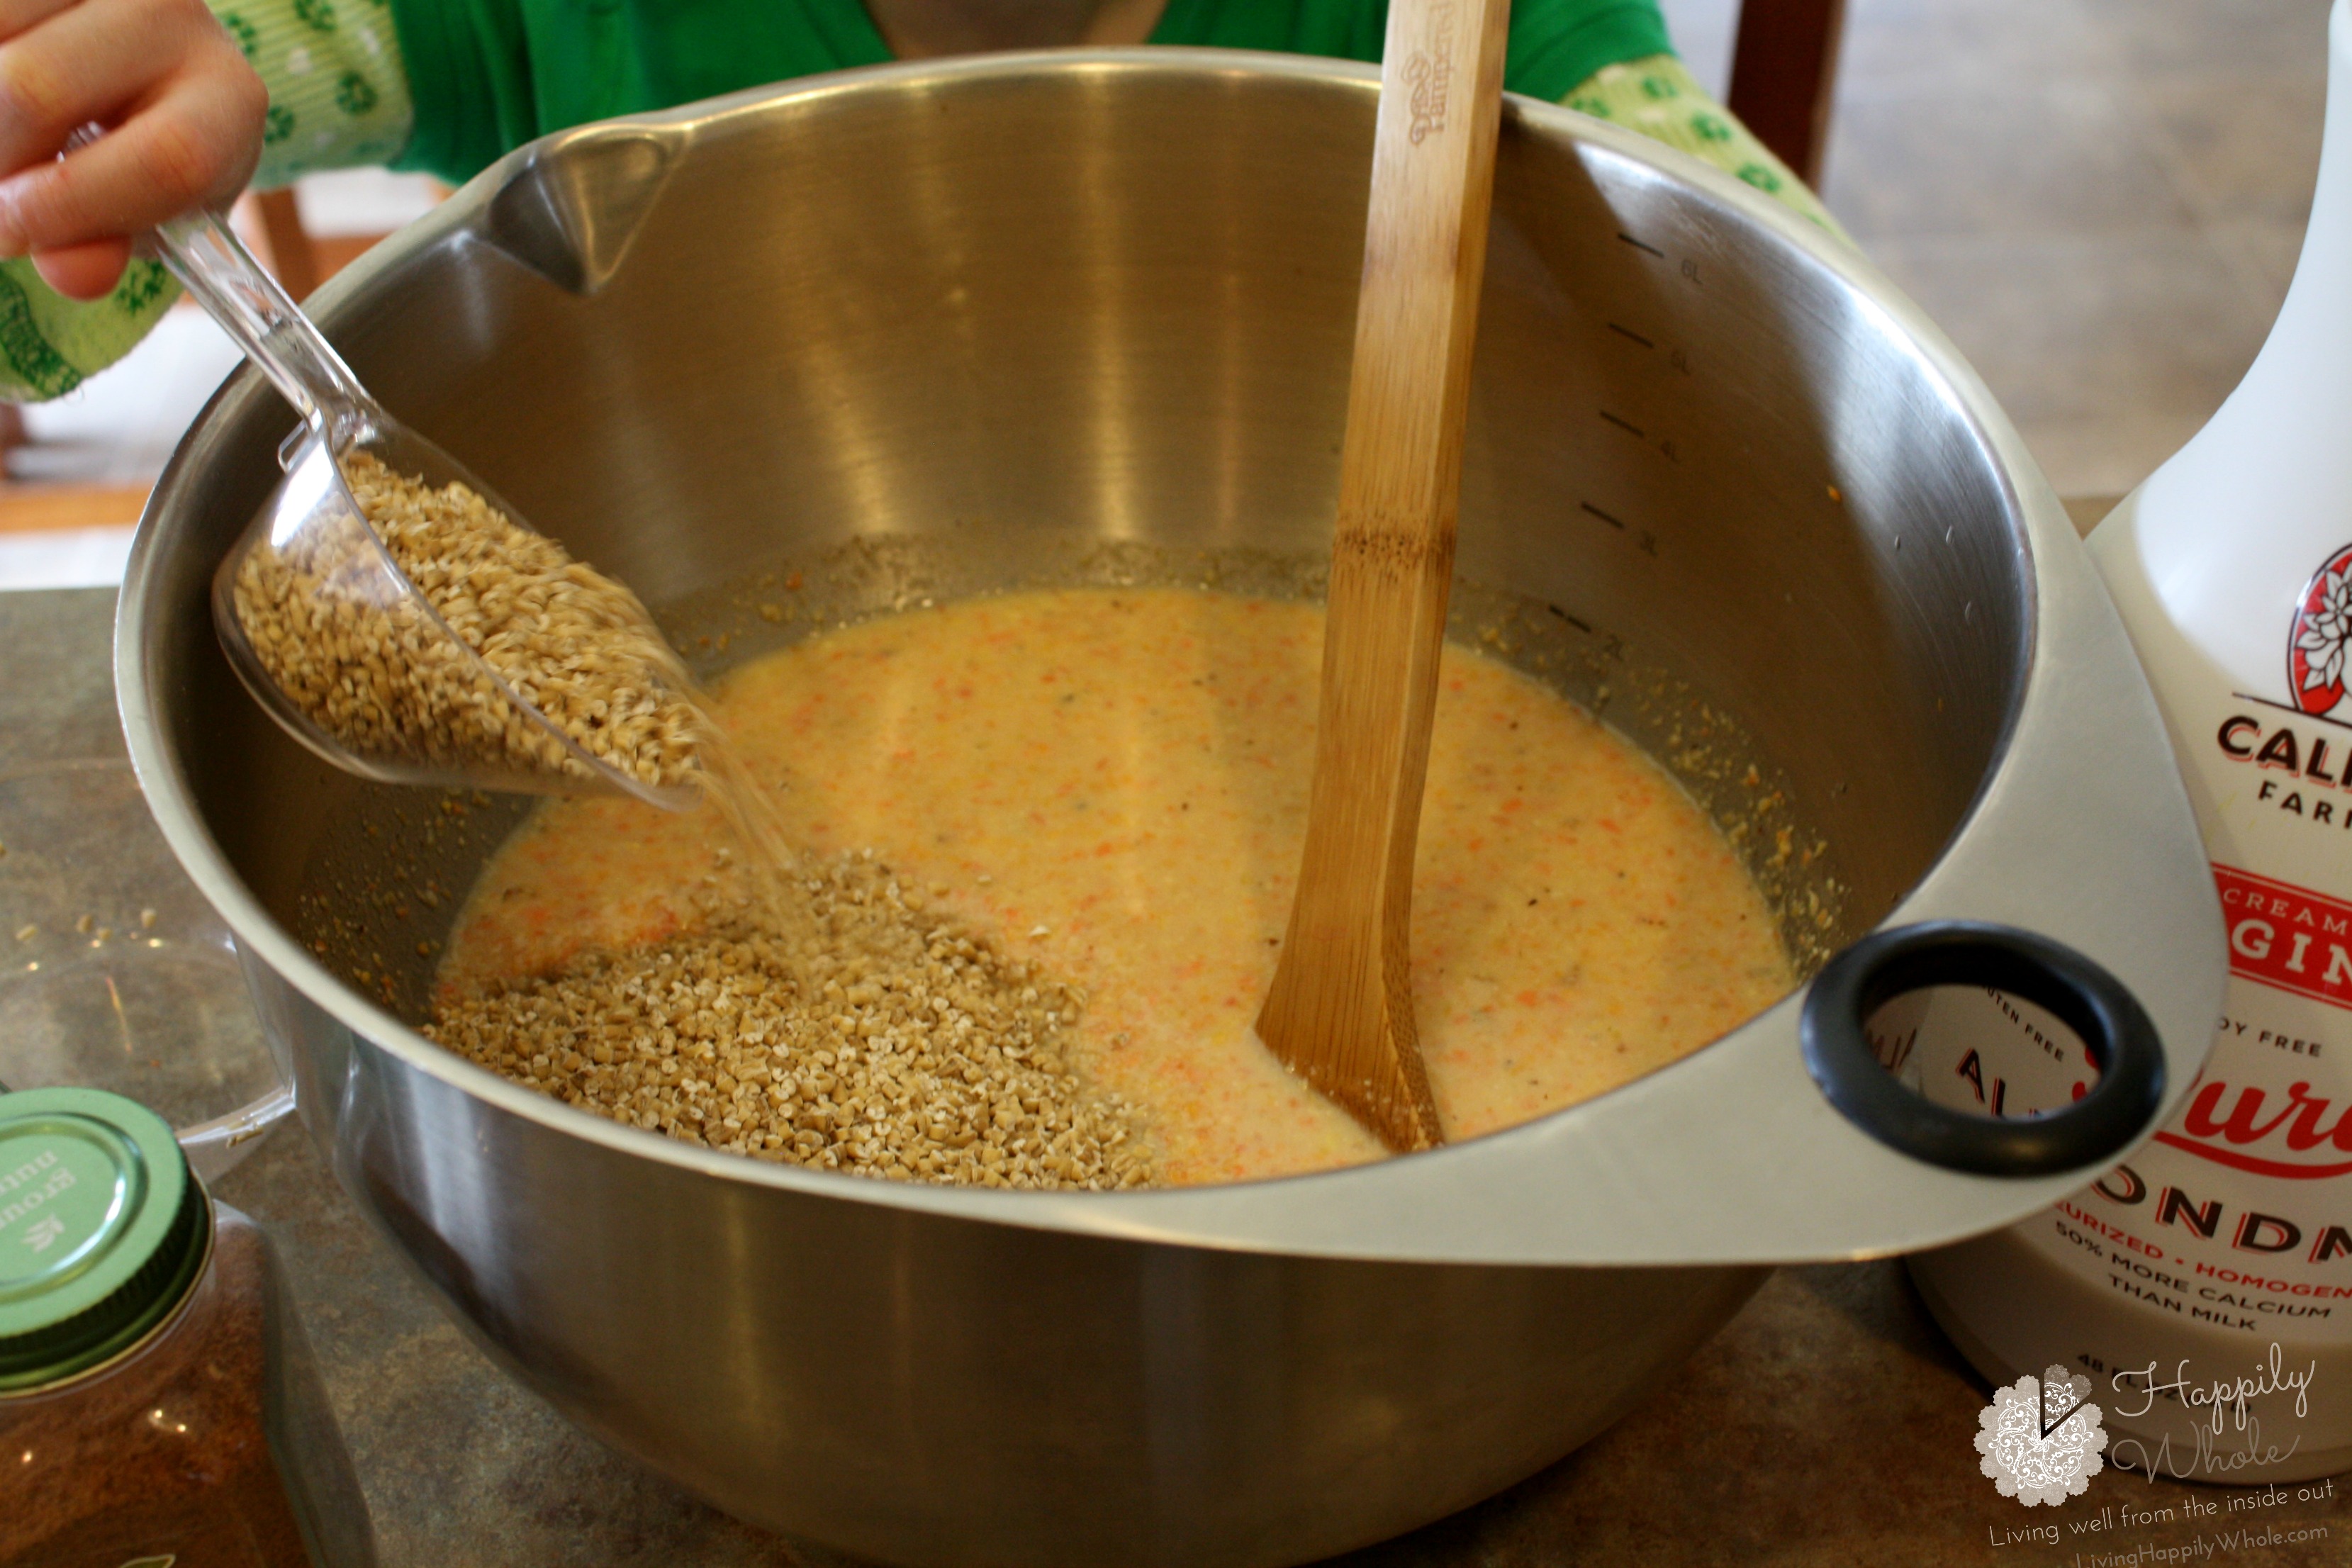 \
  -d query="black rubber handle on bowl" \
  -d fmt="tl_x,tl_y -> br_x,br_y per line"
1799,920 -> 2166,1177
